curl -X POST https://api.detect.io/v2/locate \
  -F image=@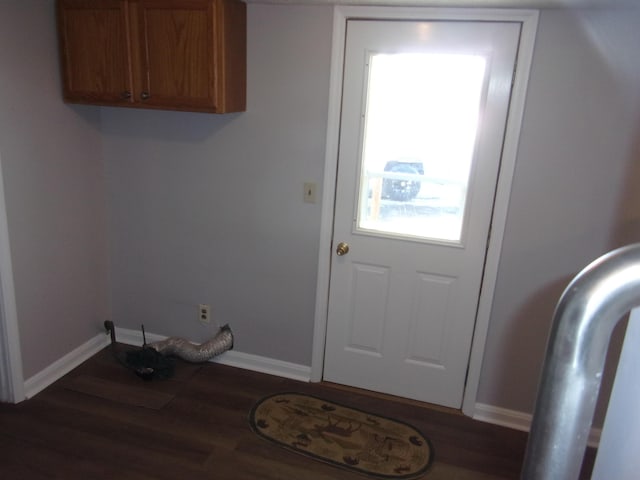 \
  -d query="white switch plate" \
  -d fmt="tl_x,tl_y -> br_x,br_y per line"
304,182 -> 316,204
